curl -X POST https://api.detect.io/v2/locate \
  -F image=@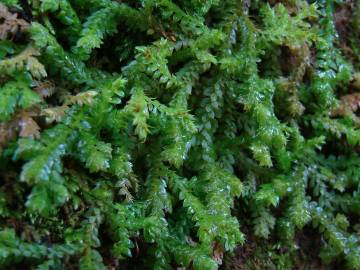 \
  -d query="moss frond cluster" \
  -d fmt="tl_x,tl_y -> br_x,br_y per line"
0,0 -> 359,269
